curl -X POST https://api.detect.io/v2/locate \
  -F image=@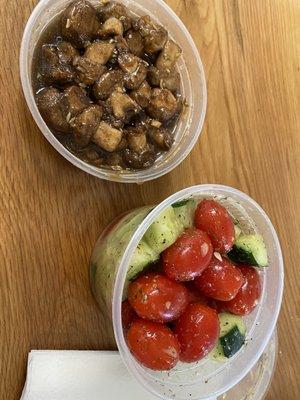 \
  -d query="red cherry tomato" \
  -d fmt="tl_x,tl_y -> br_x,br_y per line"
185,282 -> 209,305
127,319 -> 180,370
122,300 -> 137,330
194,199 -> 235,253
128,273 -> 189,323
194,256 -> 245,301
174,303 -> 219,363
162,228 -> 213,281
221,265 -> 262,315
